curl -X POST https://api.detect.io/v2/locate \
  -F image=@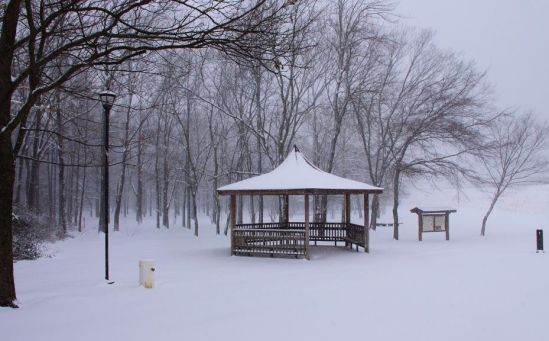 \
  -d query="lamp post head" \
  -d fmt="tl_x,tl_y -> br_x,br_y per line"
99,90 -> 117,109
